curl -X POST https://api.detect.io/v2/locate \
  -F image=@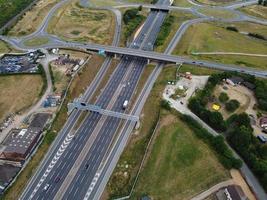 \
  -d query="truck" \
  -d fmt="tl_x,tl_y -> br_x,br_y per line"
122,100 -> 129,109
